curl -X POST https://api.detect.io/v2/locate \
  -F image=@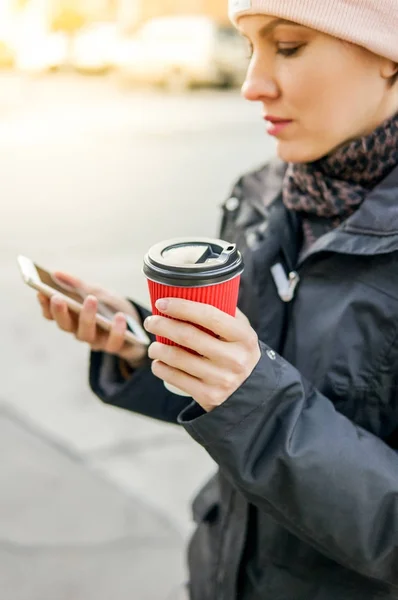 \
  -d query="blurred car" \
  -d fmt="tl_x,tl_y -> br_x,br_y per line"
113,16 -> 249,91
72,23 -> 119,74
14,33 -> 68,73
